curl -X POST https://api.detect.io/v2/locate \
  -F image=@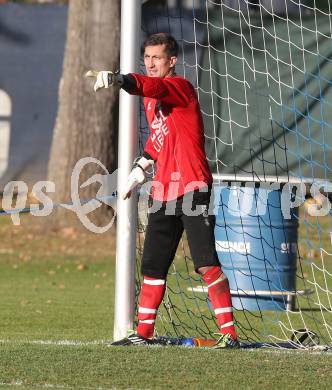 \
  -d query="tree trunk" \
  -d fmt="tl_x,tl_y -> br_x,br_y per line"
48,0 -> 120,228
